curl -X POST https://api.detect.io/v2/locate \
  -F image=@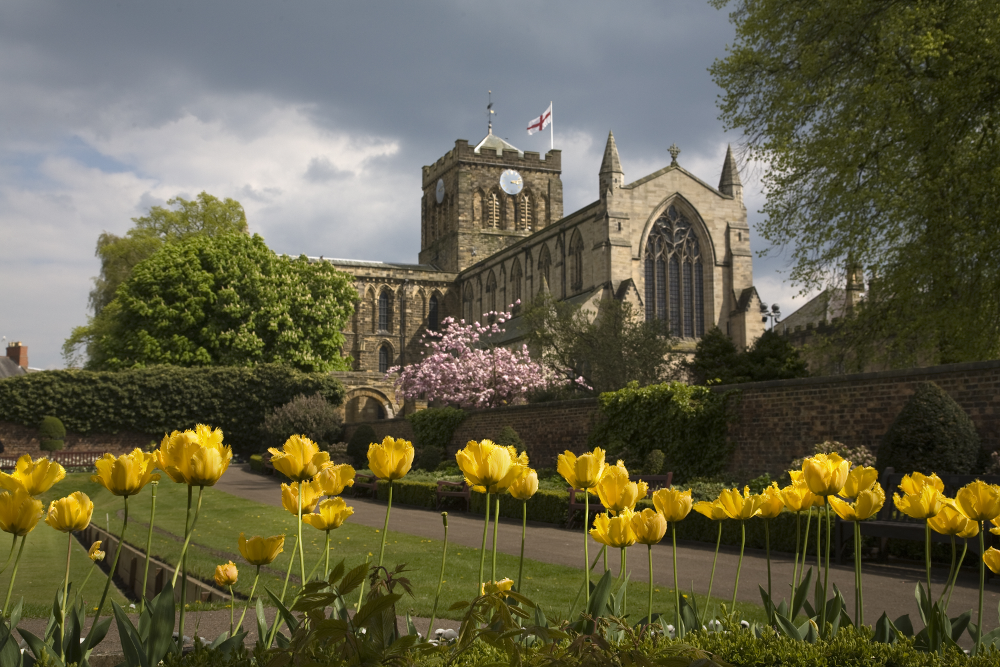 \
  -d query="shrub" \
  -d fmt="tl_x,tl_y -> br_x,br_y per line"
415,445 -> 443,471
407,407 -> 466,451
588,381 -> 739,482
877,382 -> 981,474
493,425 -> 524,449
38,416 -> 66,440
643,448 -> 665,475
346,424 -> 377,467
248,453 -> 264,474
0,364 -> 345,455
40,438 -> 64,452
260,393 -> 342,450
